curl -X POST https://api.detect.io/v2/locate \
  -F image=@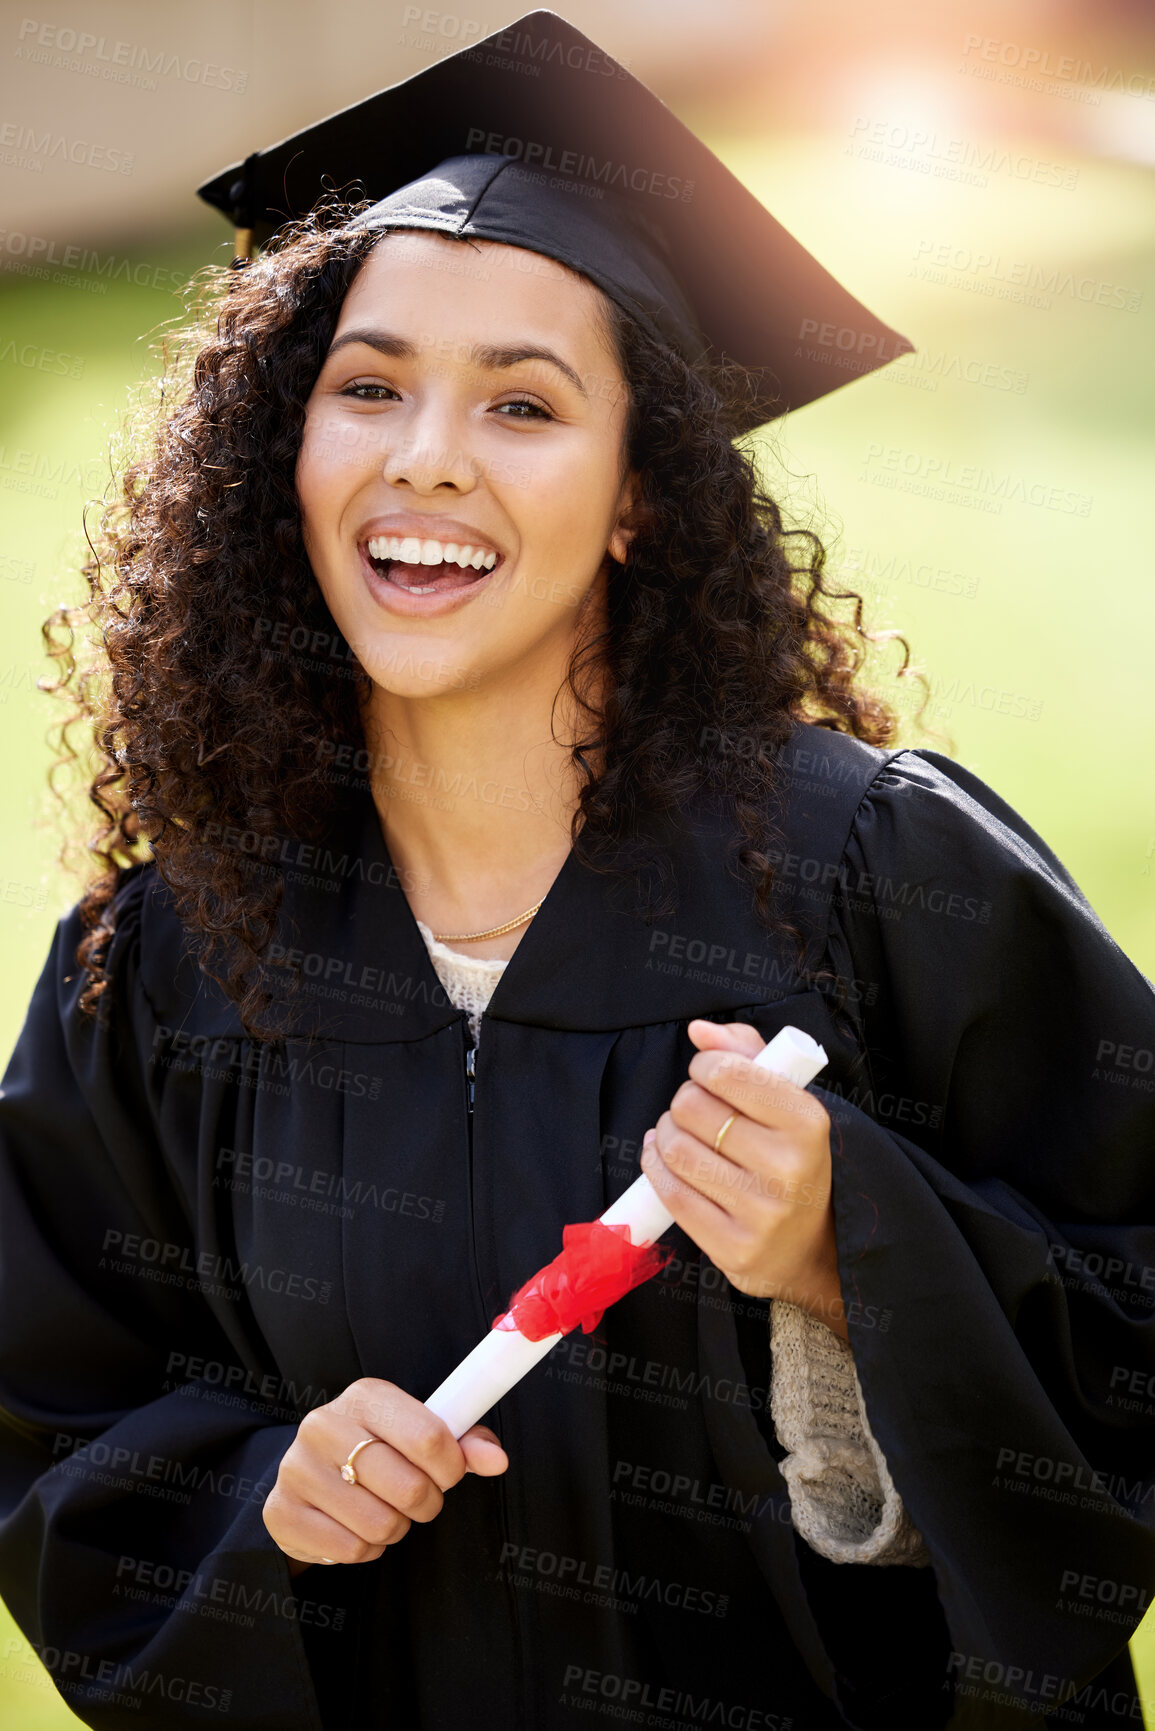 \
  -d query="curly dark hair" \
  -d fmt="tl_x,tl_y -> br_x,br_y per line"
42,199 -> 946,1052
